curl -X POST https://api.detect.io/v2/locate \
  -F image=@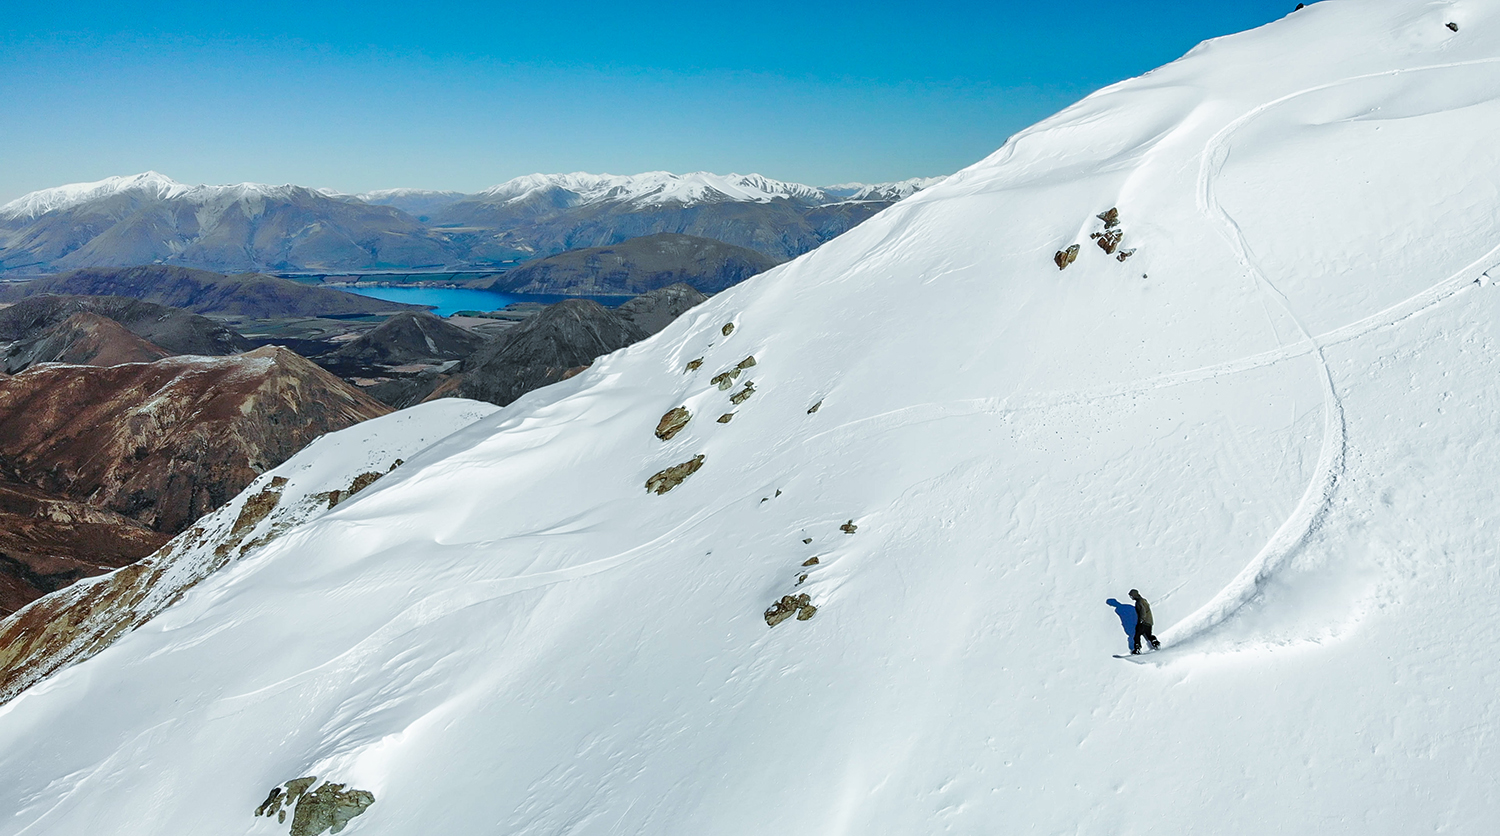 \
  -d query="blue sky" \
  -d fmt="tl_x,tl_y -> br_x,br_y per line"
0,1 -> 1301,201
